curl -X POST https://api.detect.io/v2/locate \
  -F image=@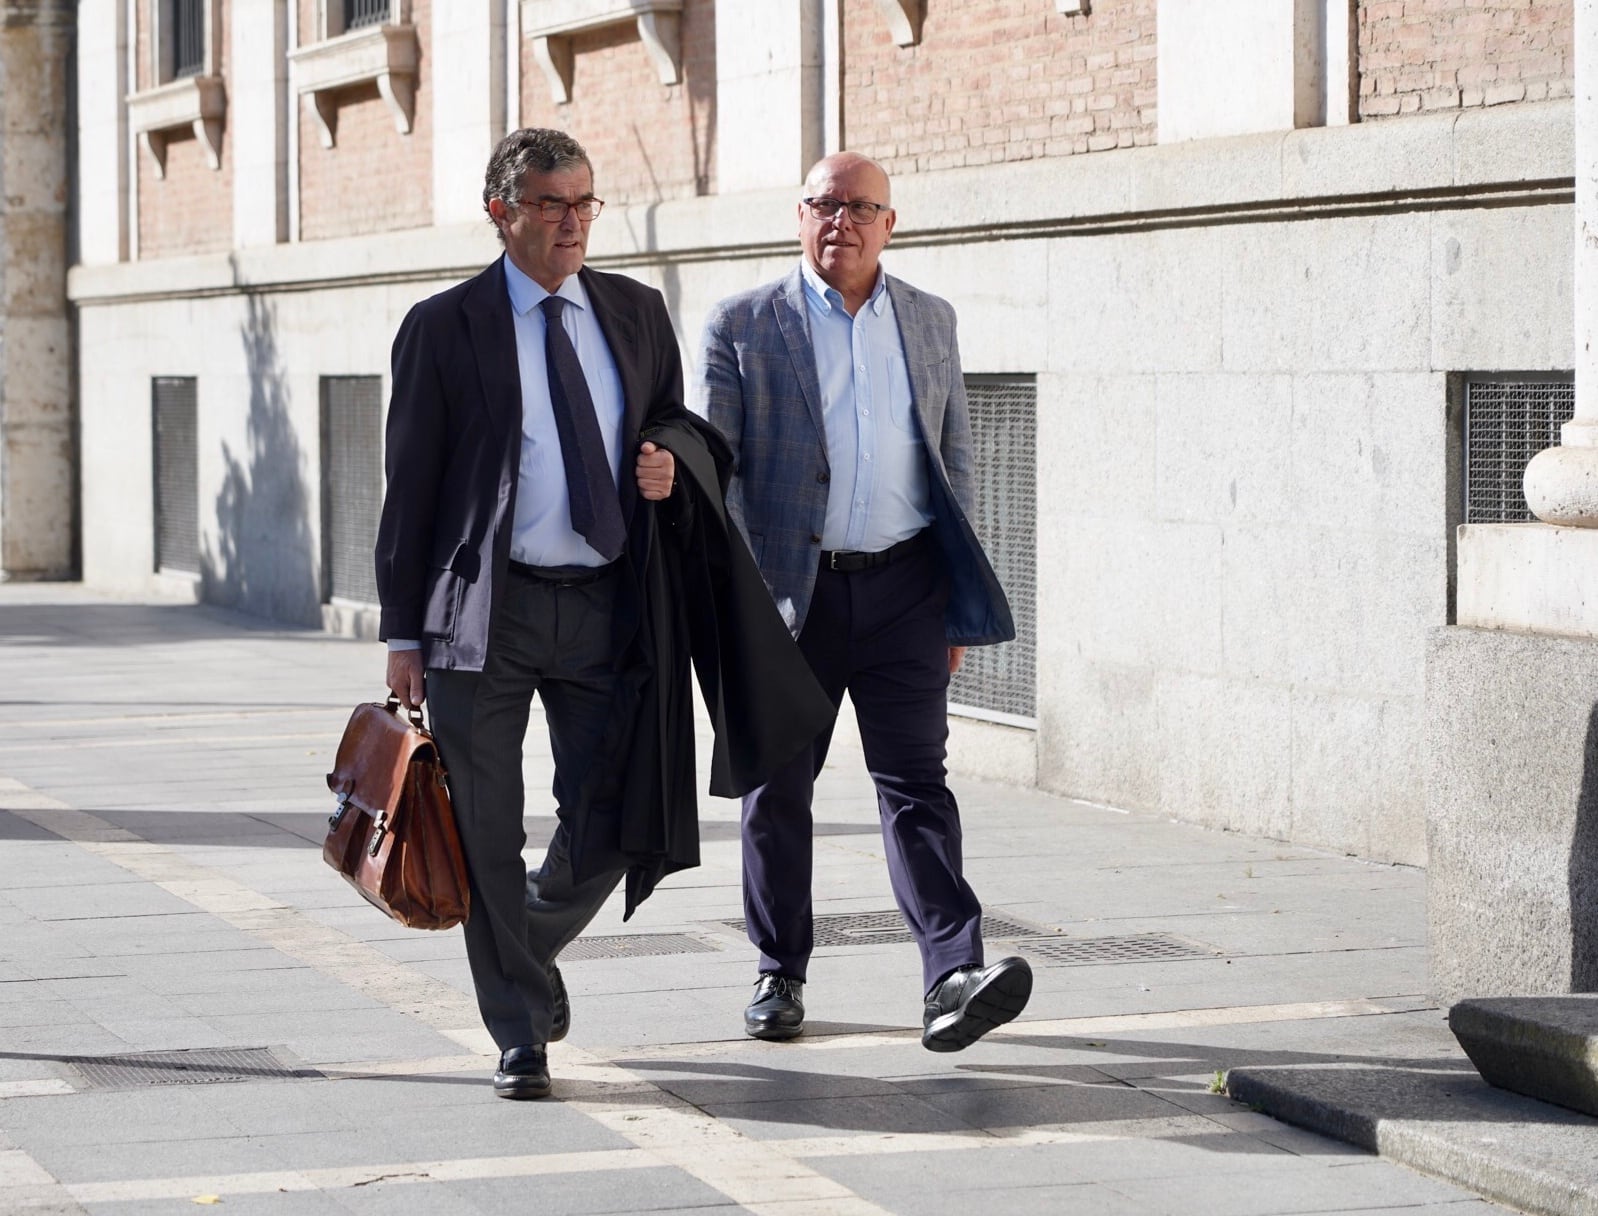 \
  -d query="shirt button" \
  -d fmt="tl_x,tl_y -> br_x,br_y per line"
863,453 -> 872,461
861,409 -> 870,416
857,364 -> 866,372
